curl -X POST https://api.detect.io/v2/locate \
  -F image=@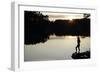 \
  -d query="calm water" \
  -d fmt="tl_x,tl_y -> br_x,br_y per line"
24,36 -> 90,61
